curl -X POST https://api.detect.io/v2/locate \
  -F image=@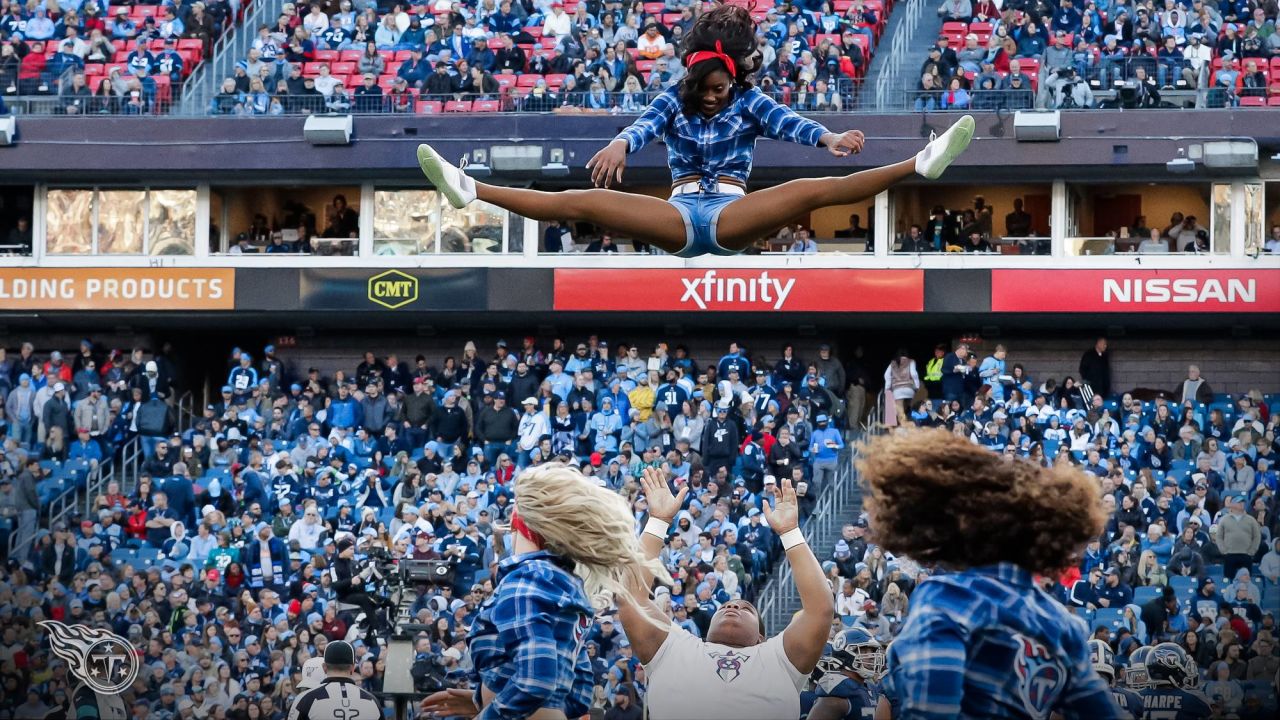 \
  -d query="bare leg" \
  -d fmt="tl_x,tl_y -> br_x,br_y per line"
476,184 -> 687,253
715,158 -> 915,251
